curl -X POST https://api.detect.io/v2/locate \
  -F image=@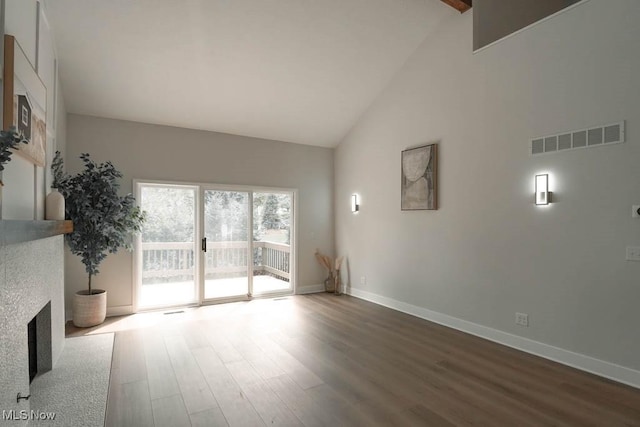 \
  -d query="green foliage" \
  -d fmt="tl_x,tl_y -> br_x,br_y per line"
50,149 -> 64,188
204,191 -> 249,242
253,192 -> 291,244
141,187 -> 194,242
53,152 -> 146,293
262,194 -> 281,229
0,128 -> 28,172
